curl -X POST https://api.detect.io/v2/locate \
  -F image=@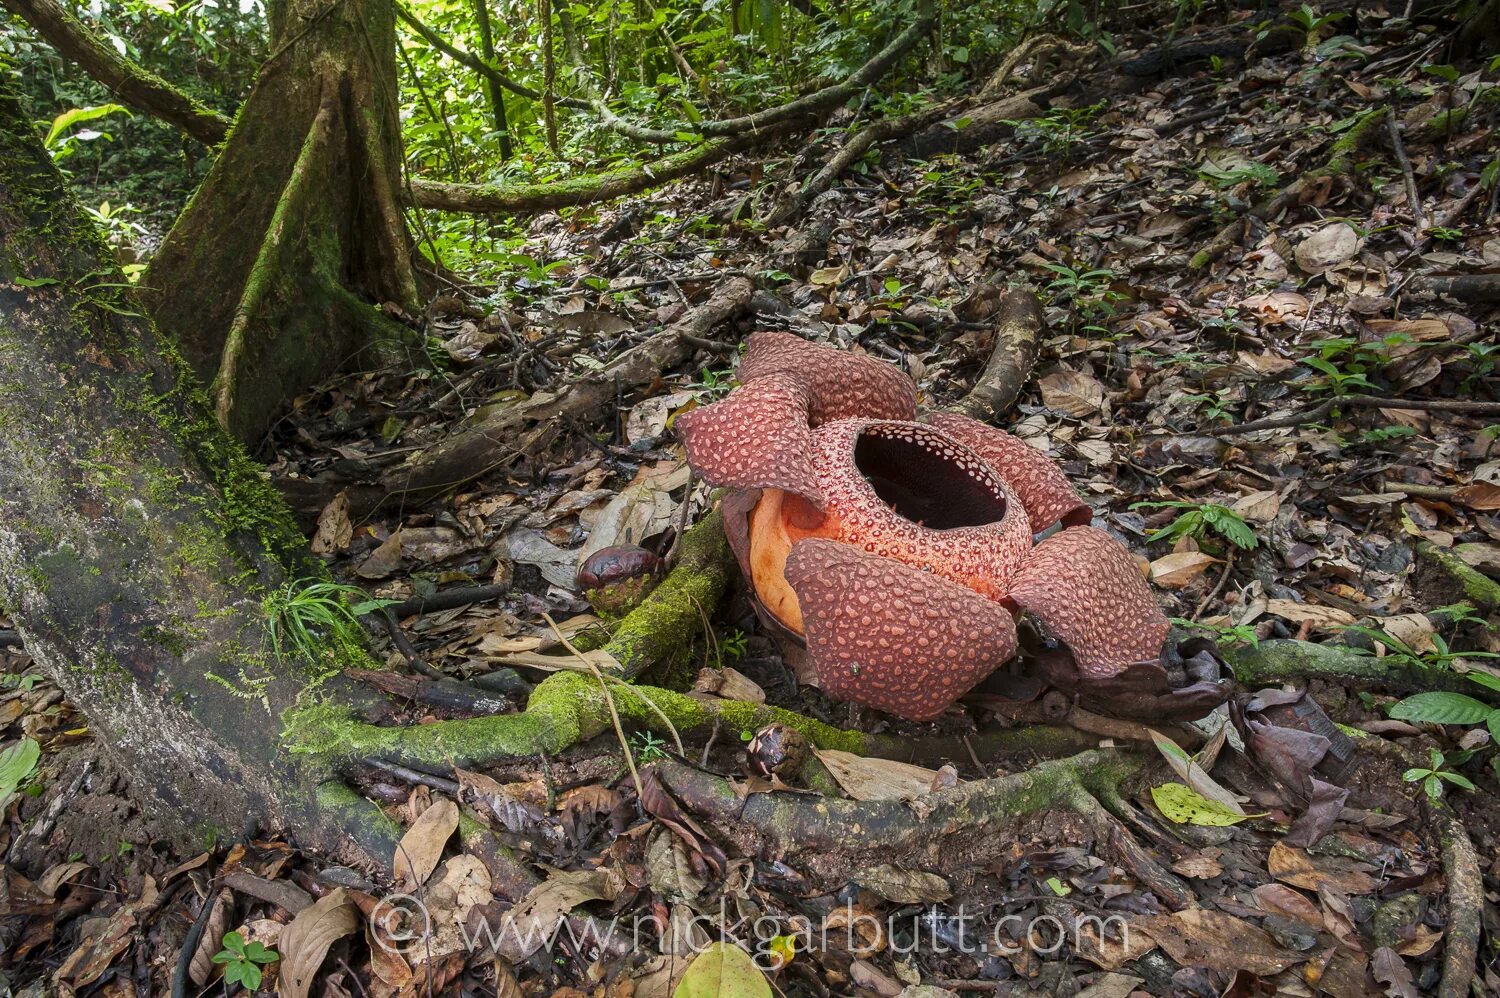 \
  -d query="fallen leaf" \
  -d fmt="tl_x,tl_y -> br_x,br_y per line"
311,491 -> 353,555
1268,841 -> 1378,895
277,888 -> 356,998
1294,222 -> 1361,274
1371,946 -> 1418,998
1151,782 -> 1262,826
852,865 -> 952,904
1141,909 -> 1302,975
1149,551 -> 1220,588
1264,599 -> 1356,630
813,749 -> 944,801
674,942 -> 772,998
1170,854 -> 1223,879
1231,490 -> 1282,523
394,798 -> 459,889
355,529 -> 403,579
1455,482 -> 1500,510
1251,883 -> 1323,930
1039,370 -> 1107,418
